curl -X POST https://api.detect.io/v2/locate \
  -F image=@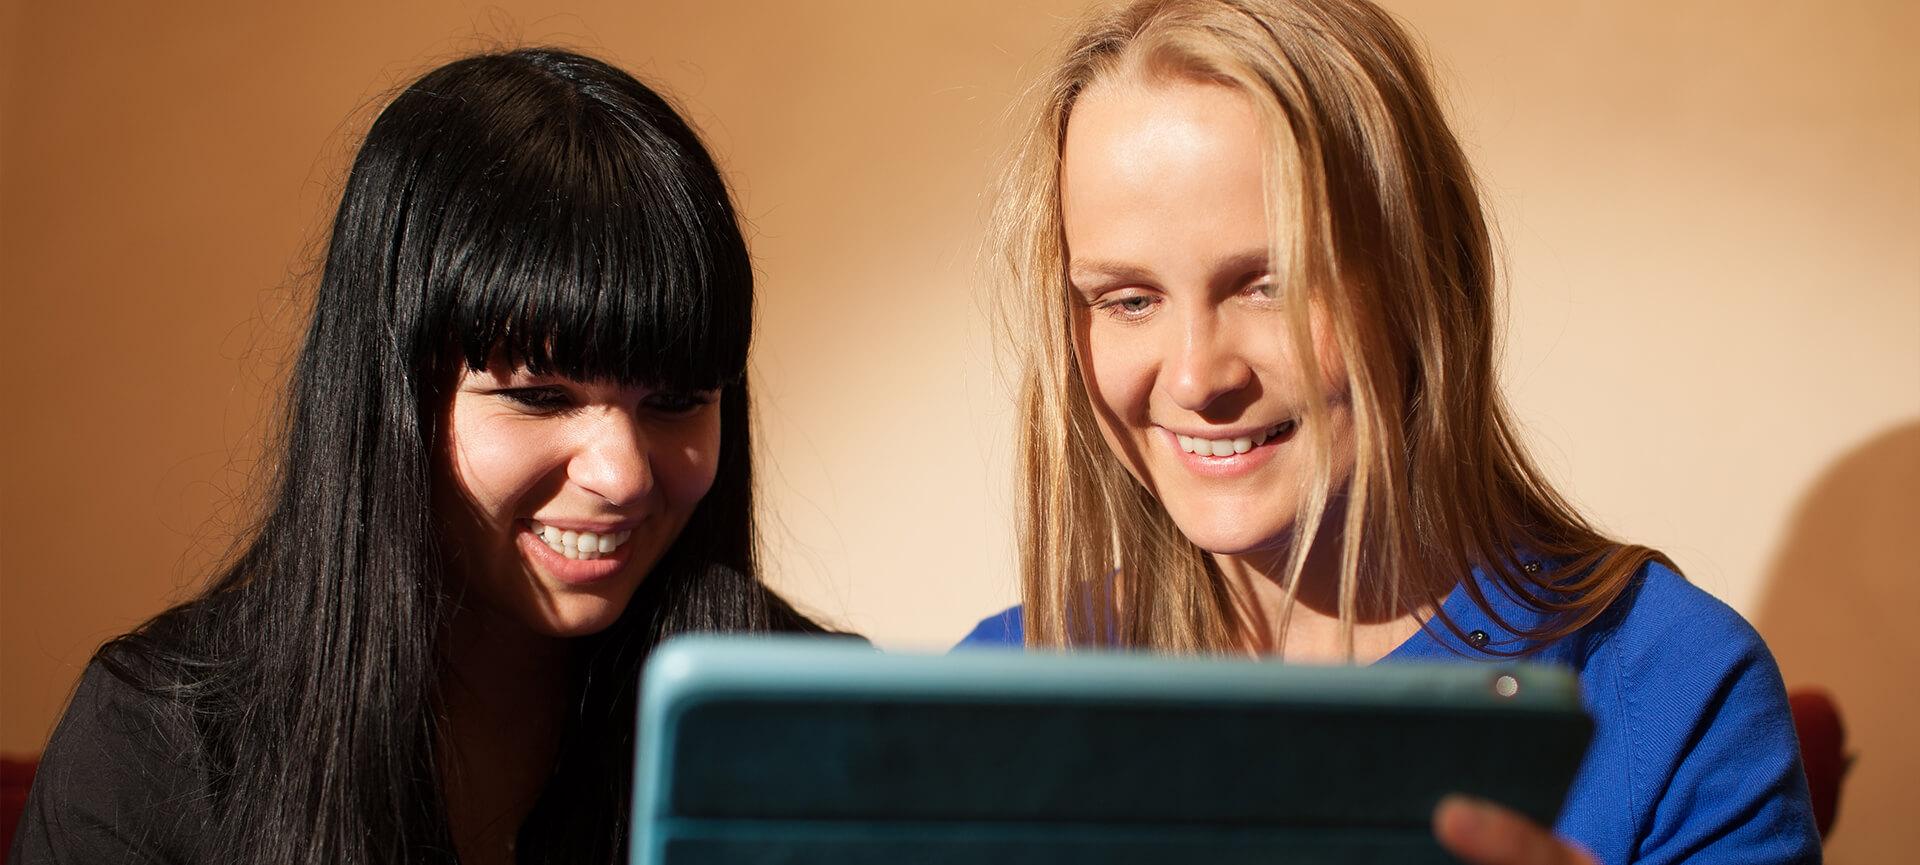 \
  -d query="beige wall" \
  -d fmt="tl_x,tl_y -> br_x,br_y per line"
3,1 -> 1914,858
